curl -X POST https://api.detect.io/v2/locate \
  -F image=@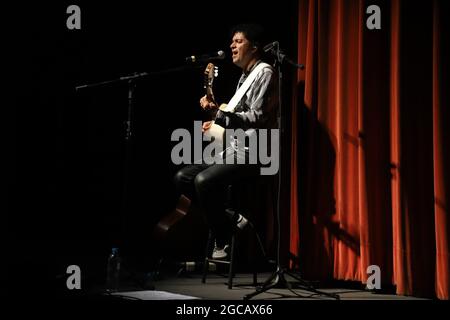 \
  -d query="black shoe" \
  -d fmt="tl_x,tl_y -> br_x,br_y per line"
225,208 -> 248,230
